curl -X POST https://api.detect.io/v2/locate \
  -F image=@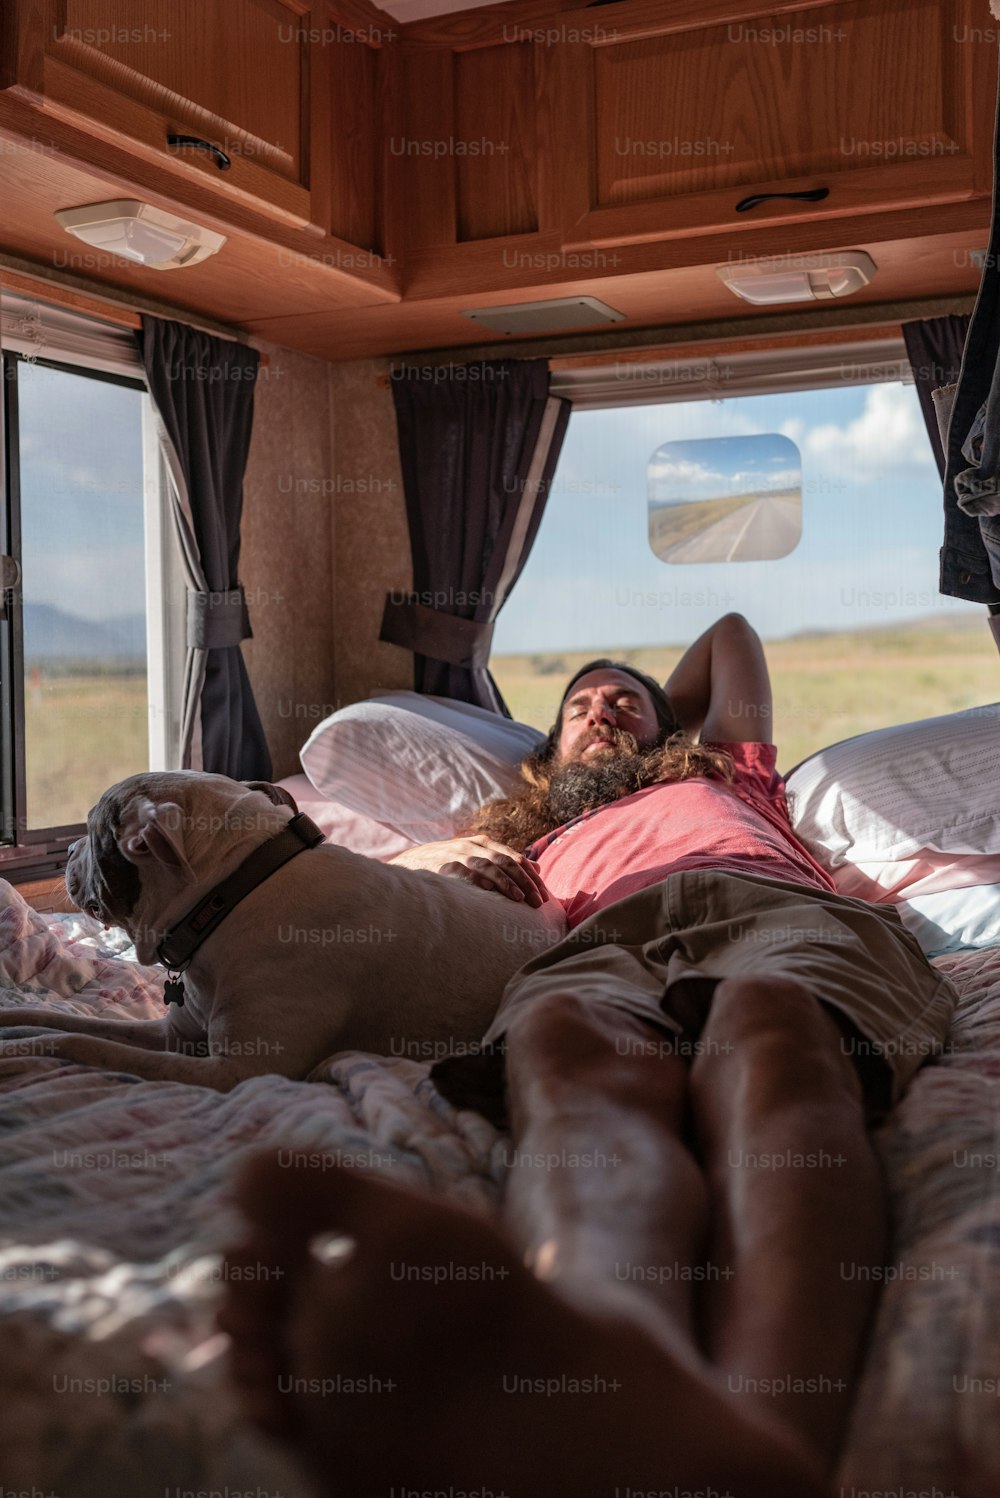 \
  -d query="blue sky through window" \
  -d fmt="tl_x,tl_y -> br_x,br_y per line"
492,381 -> 977,654
17,360 -> 146,624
